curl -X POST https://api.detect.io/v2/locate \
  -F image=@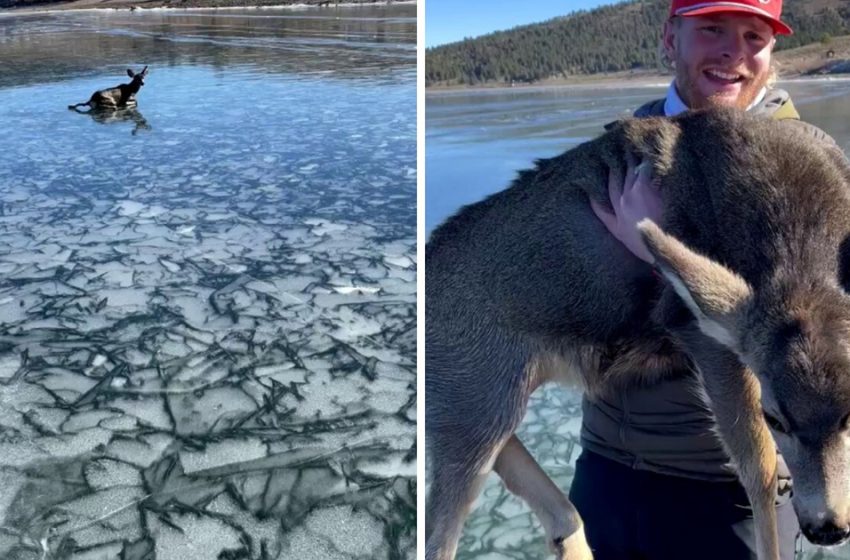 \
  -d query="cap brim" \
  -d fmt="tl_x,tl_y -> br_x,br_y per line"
676,6 -> 793,35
